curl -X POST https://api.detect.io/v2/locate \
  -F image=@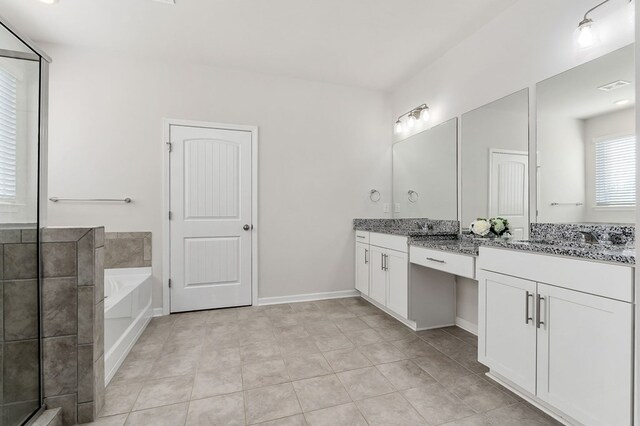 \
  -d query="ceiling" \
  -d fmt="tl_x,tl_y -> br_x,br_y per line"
0,0 -> 518,91
538,44 -> 635,120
